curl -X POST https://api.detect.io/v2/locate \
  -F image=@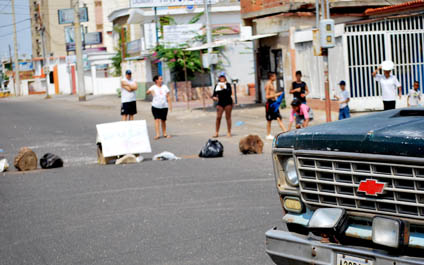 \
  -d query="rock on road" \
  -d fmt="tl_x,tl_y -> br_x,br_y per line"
0,96 -> 283,265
